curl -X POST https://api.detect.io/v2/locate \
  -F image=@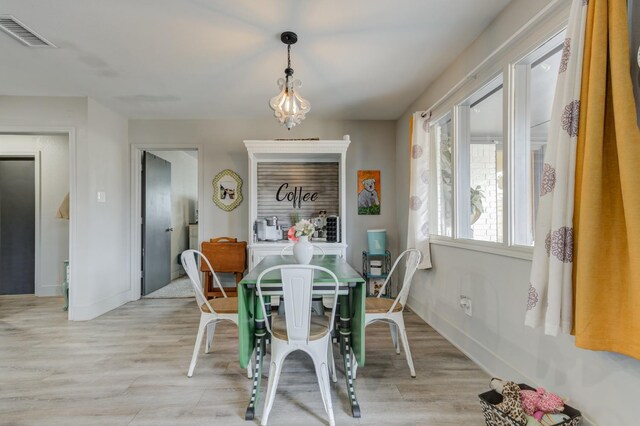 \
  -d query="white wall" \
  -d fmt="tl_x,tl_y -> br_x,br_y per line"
395,1 -> 640,425
73,99 -> 130,318
0,96 -> 130,320
148,150 -> 197,279
0,134 -> 69,296
129,118 -> 397,269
